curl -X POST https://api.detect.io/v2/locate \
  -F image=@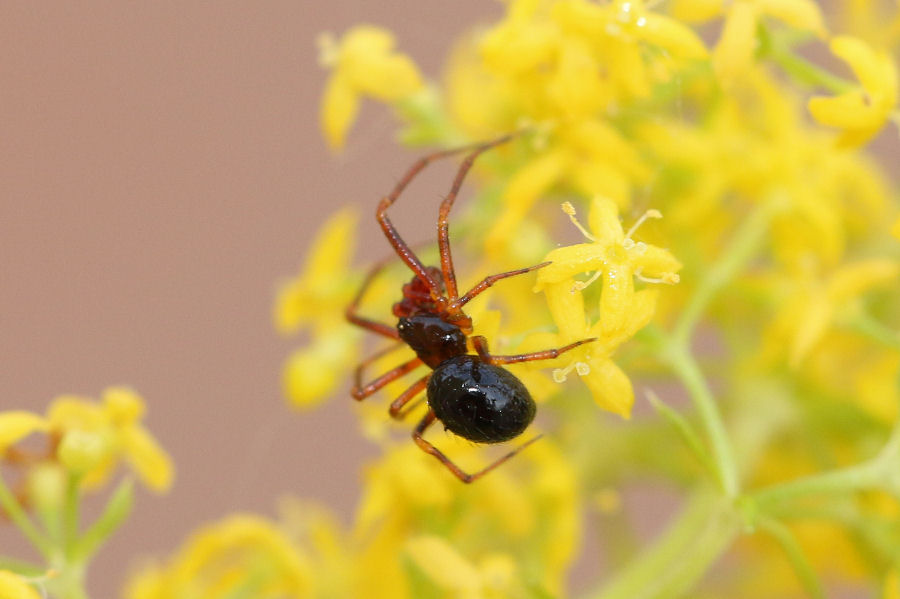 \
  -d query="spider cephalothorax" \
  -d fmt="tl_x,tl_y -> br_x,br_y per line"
346,135 -> 593,483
